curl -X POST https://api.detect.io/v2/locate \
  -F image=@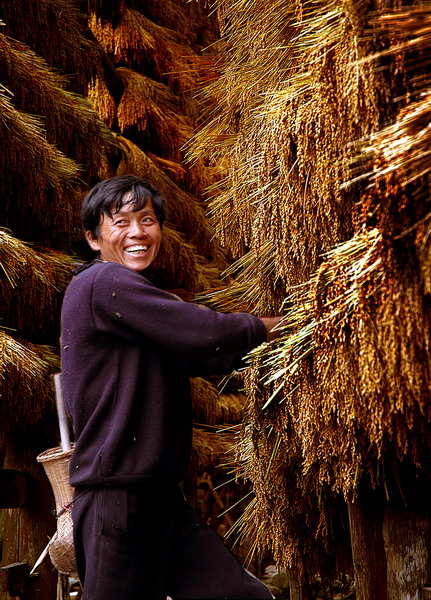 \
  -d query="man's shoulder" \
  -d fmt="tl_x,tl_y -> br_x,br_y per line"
70,261 -> 156,295
73,260 -> 142,280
